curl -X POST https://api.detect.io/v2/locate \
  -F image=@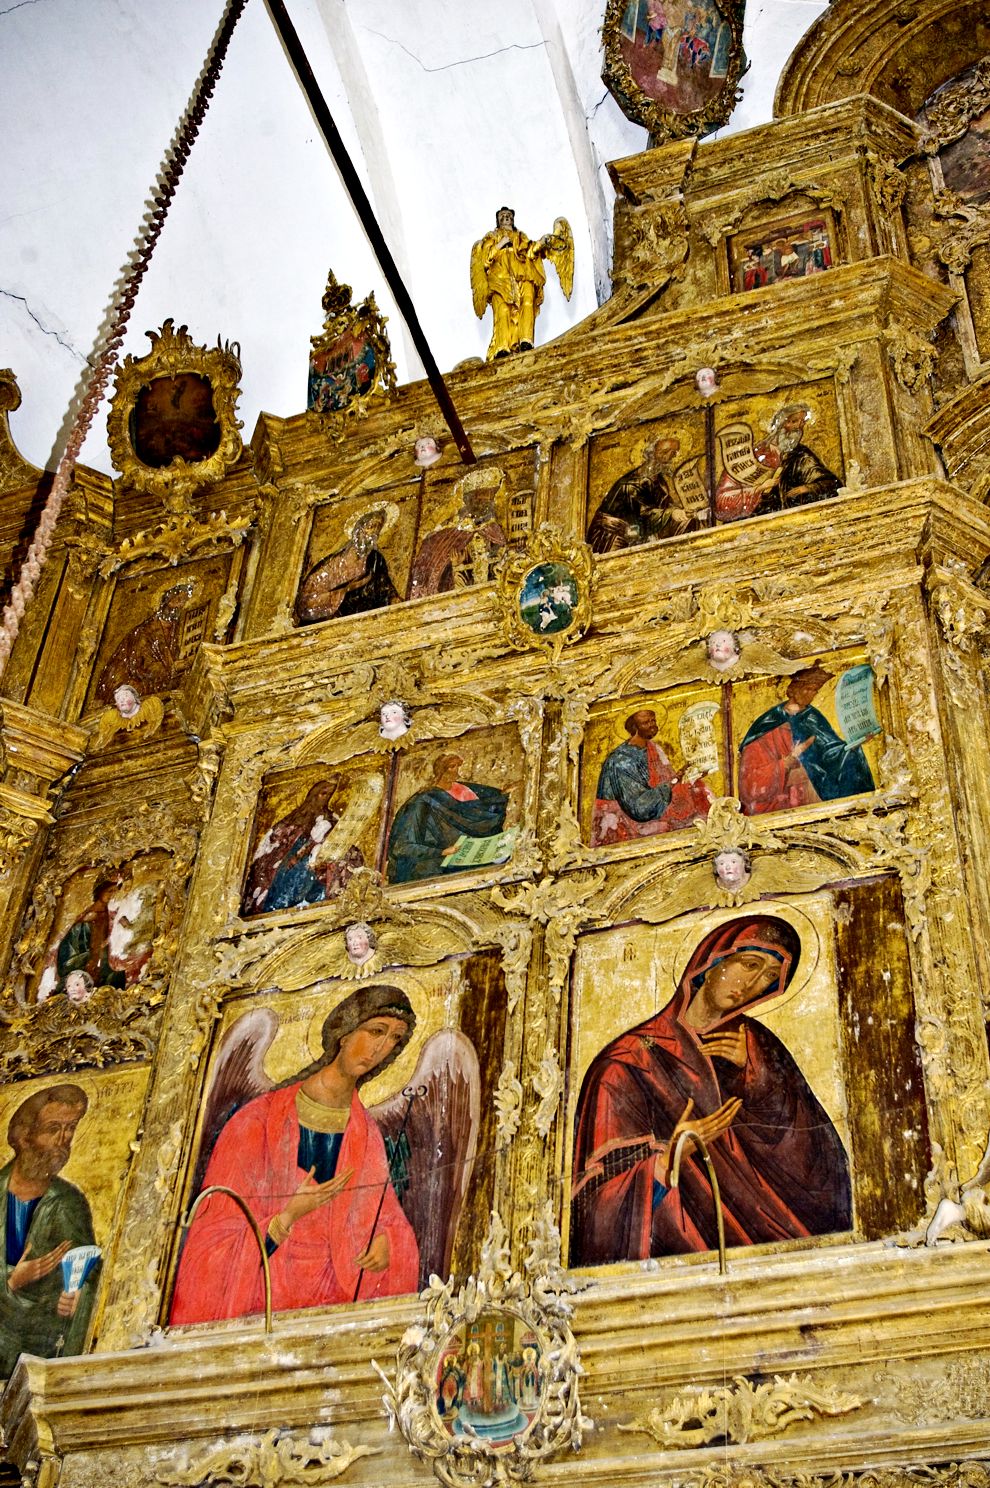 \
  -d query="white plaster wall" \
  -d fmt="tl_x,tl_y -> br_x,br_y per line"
0,0 -> 824,476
